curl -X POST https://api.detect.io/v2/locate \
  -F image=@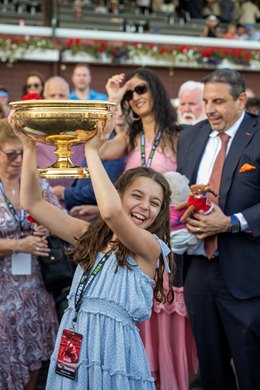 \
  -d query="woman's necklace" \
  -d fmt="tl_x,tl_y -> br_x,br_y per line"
3,184 -> 18,197
0,178 -> 19,203
10,188 -> 16,196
